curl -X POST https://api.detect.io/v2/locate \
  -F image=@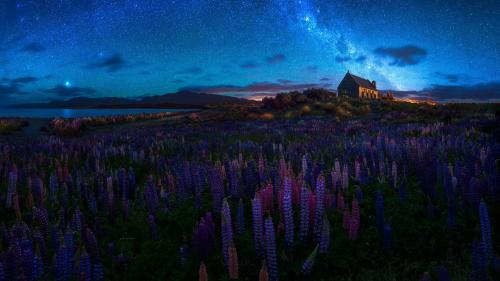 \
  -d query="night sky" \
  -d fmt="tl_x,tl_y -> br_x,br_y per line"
1,0 -> 499,104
